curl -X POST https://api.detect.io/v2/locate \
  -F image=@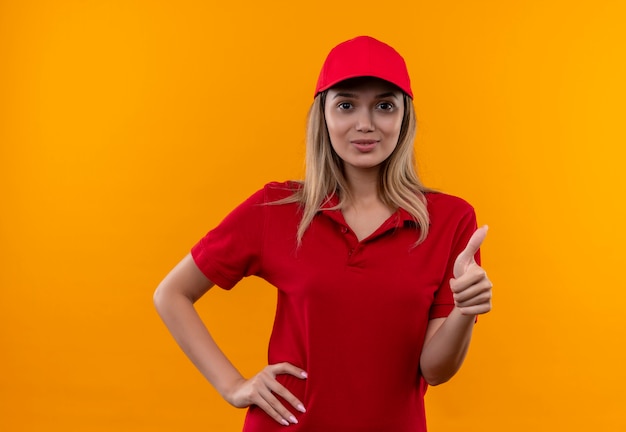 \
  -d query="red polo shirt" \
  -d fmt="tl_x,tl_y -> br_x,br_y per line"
191,181 -> 479,432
